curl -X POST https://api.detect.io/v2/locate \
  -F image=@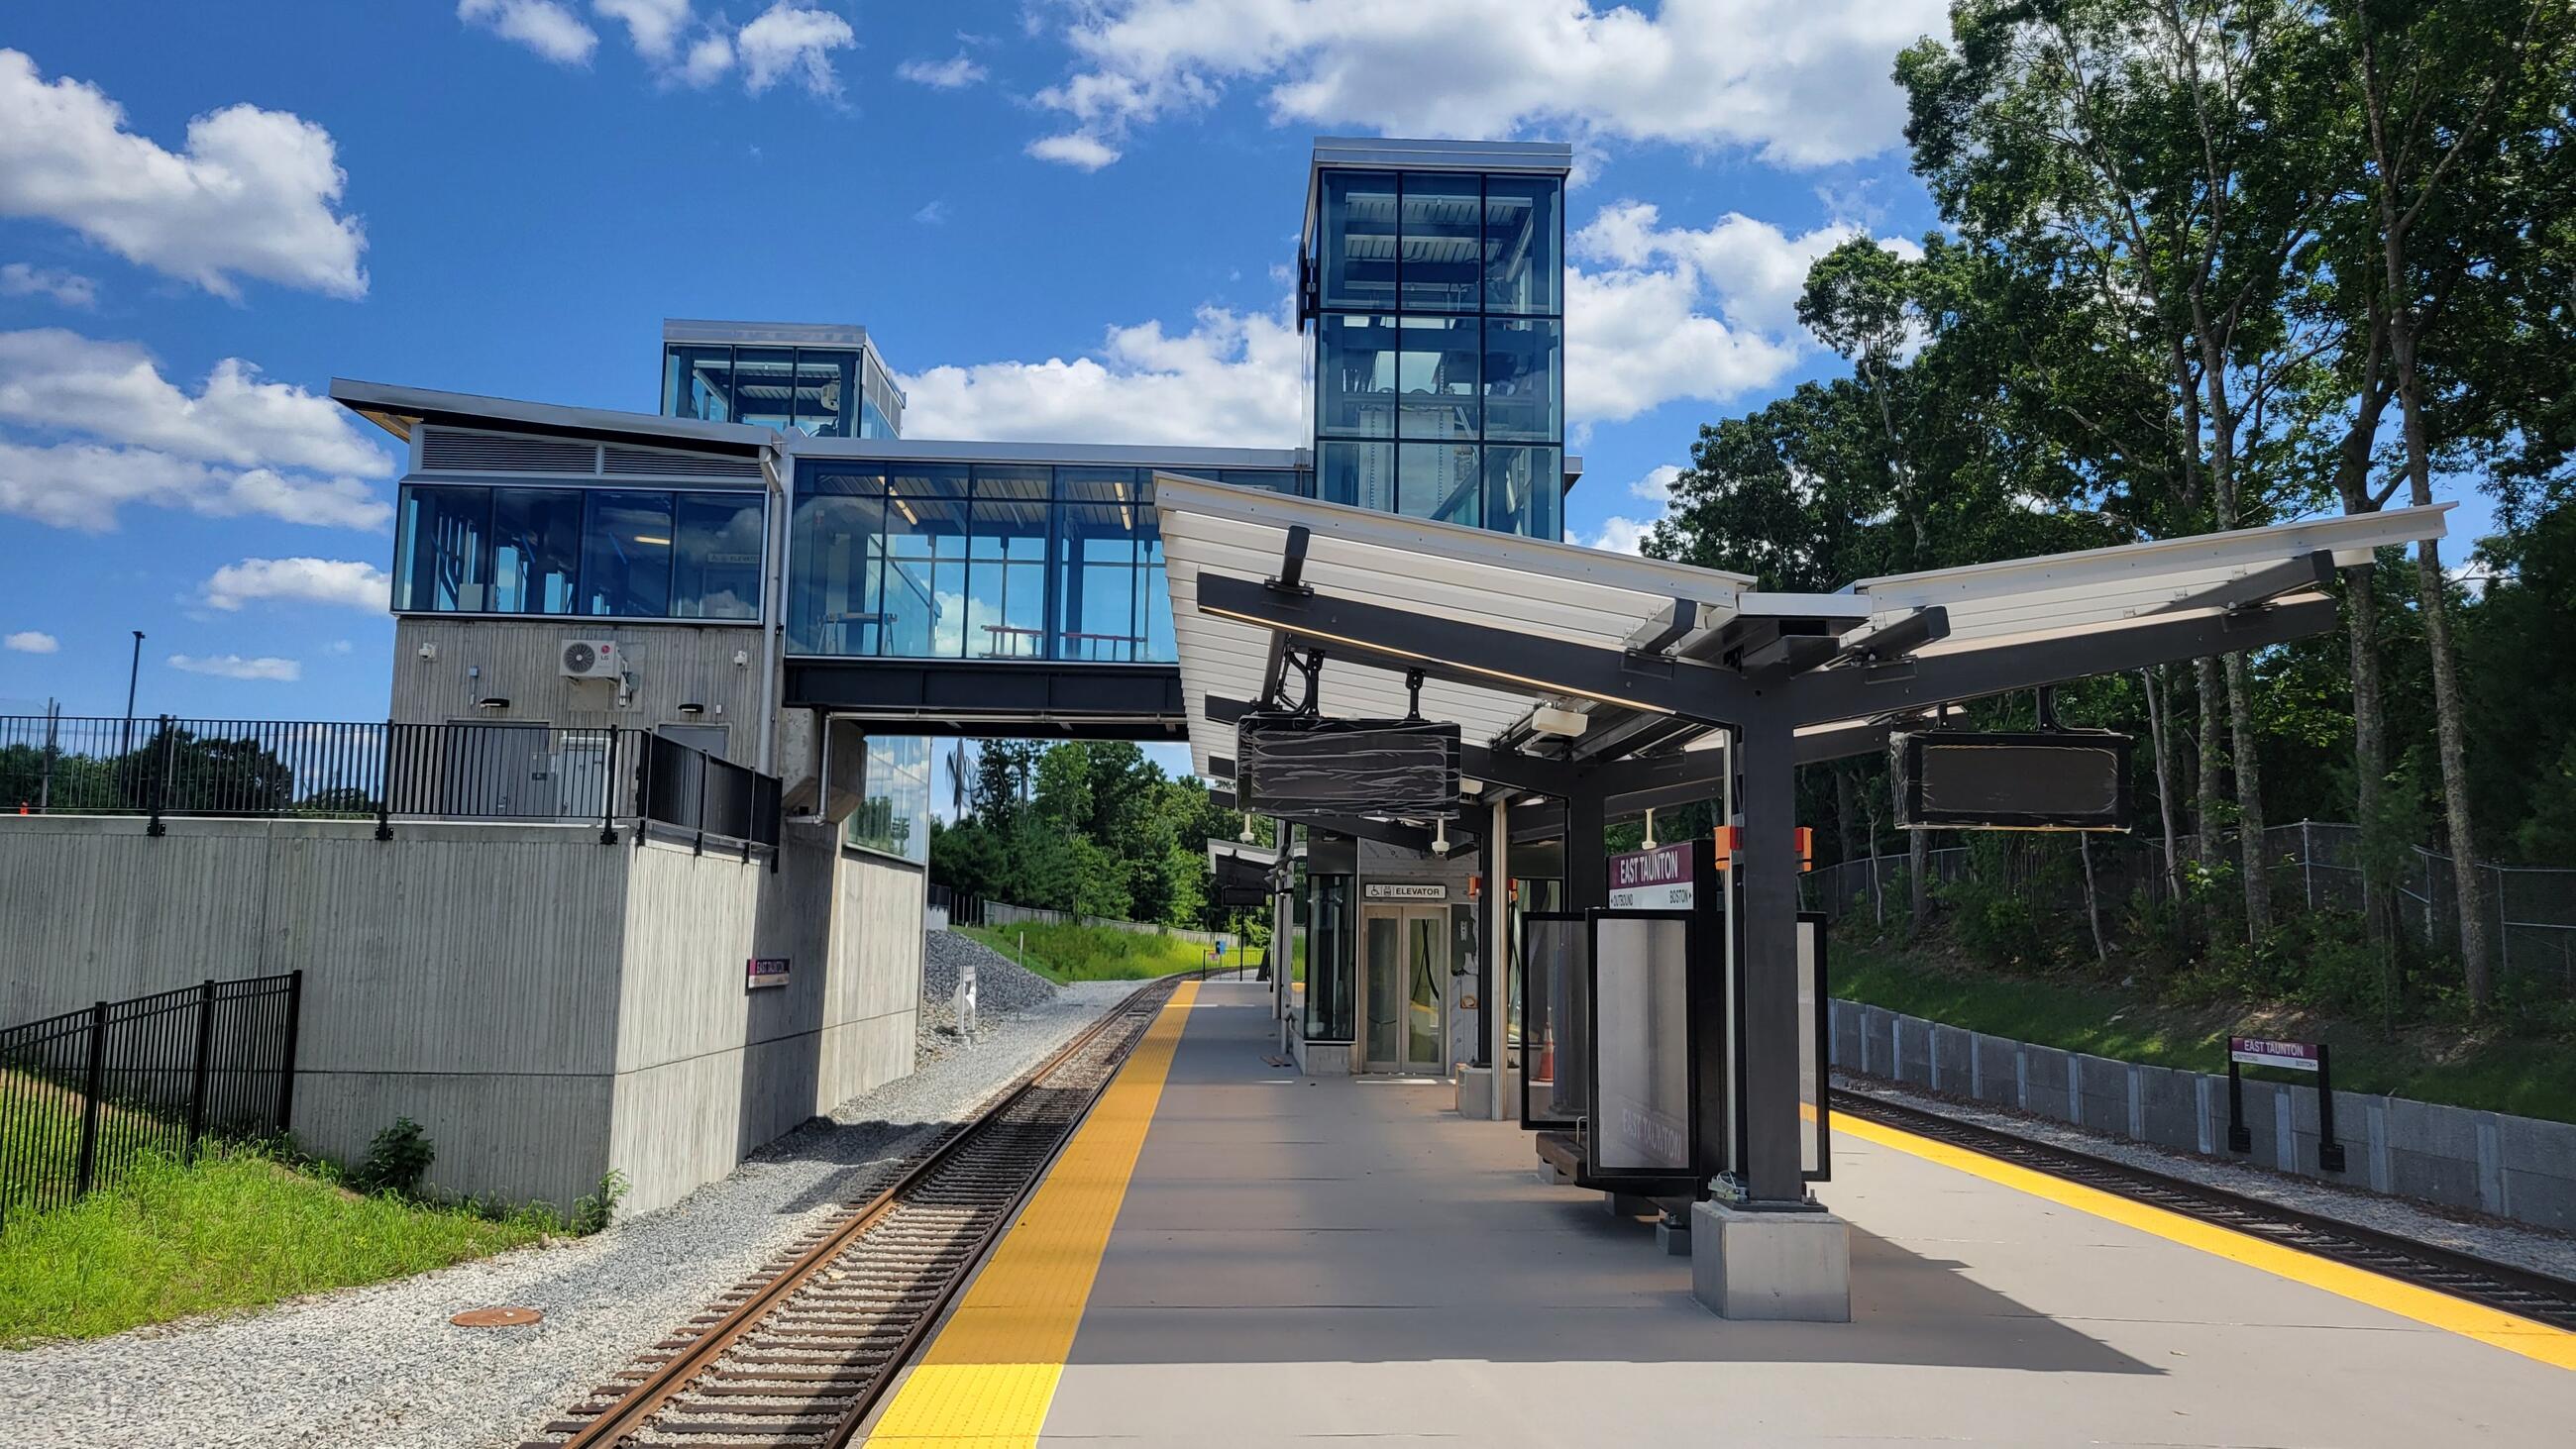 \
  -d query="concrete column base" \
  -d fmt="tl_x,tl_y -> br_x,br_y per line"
1655,1211 -> 1691,1256
1452,1064 -> 1519,1119
1536,1162 -> 1569,1187
1689,1200 -> 1852,1322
